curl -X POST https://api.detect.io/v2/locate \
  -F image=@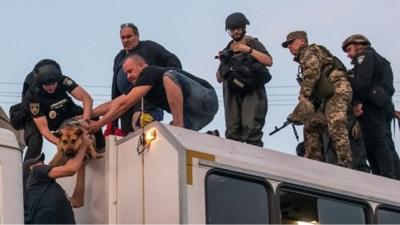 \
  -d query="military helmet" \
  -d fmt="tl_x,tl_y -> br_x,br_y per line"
225,12 -> 250,30
287,99 -> 315,124
342,34 -> 371,52
34,59 -> 62,86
